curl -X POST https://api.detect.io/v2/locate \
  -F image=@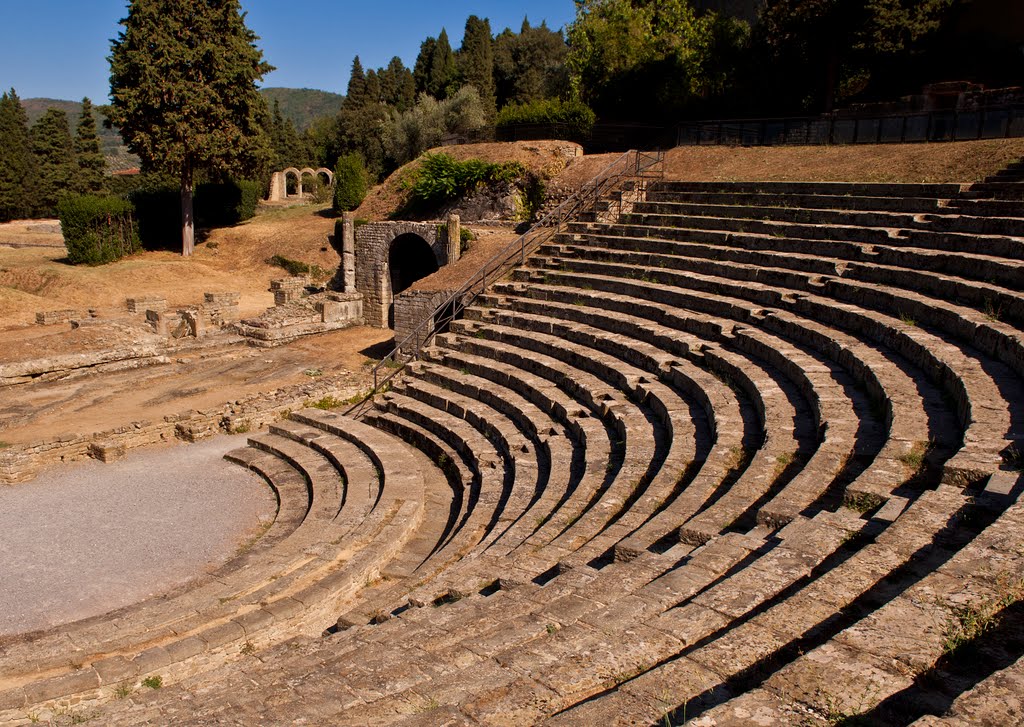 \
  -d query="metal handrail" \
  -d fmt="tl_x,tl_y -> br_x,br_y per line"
345,148 -> 665,419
